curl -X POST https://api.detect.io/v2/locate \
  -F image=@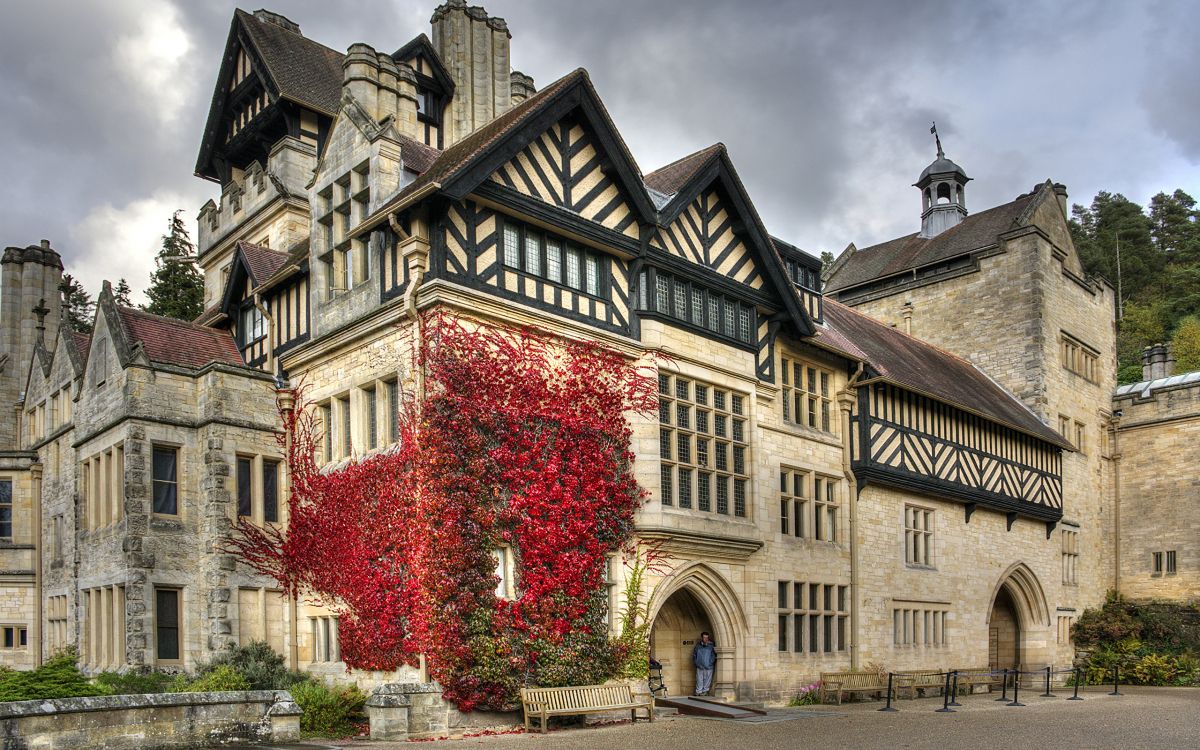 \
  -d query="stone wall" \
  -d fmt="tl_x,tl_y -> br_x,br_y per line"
1112,378 -> 1200,600
0,690 -> 300,749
